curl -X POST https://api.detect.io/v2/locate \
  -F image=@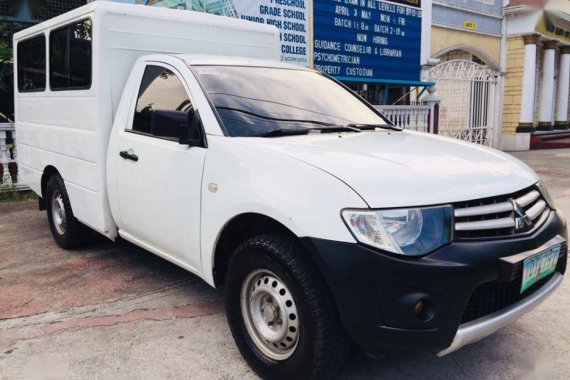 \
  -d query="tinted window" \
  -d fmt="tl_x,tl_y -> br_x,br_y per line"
193,66 -> 388,137
17,35 -> 46,92
50,19 -> 92,90
132,65 -> 192,139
